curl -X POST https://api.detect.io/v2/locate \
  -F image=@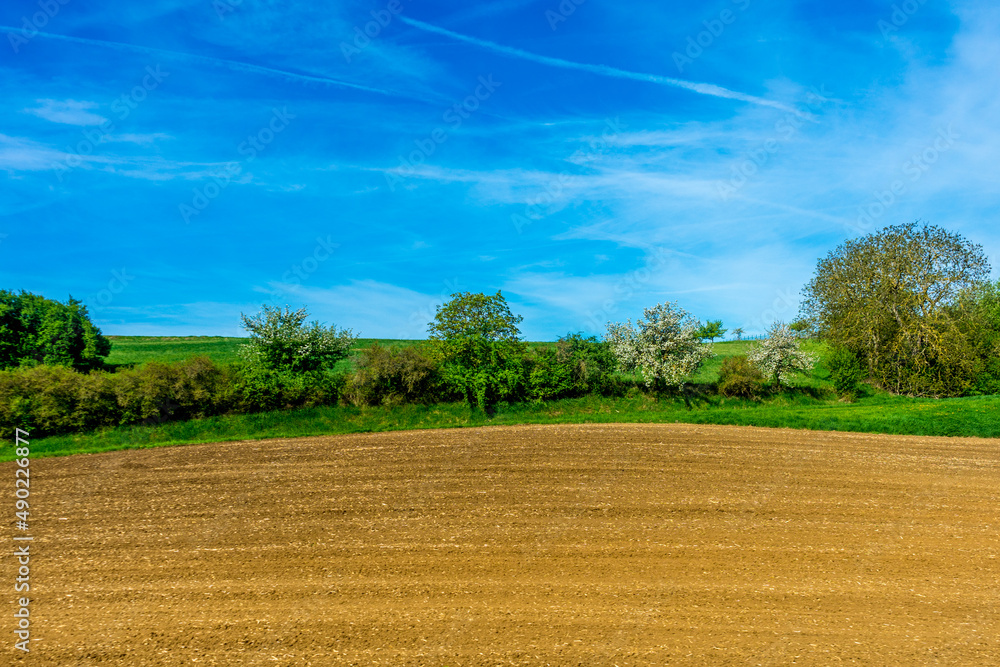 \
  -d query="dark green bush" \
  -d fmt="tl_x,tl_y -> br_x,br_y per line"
234,366 -> 342,412
525,334 -> 618,401
717,355 -> 766,399
346,343 -> 444,406
827,347 -> 867,399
